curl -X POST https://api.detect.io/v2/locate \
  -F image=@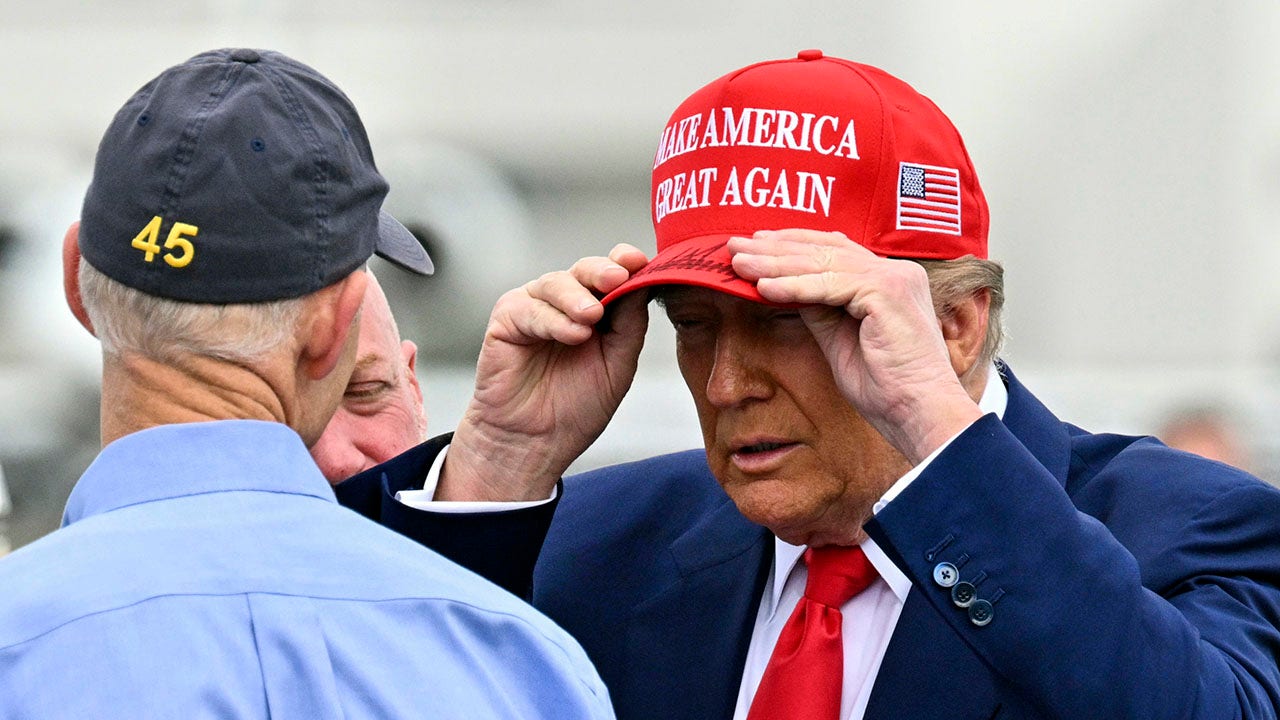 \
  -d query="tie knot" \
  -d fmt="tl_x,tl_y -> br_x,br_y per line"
803,545 -> 877,607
